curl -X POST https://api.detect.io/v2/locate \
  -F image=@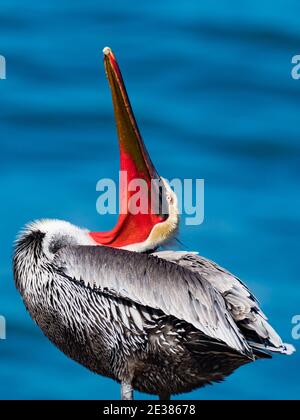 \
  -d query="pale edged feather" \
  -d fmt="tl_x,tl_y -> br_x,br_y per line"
54,246 -> 253,357
153,250 -> 294,355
